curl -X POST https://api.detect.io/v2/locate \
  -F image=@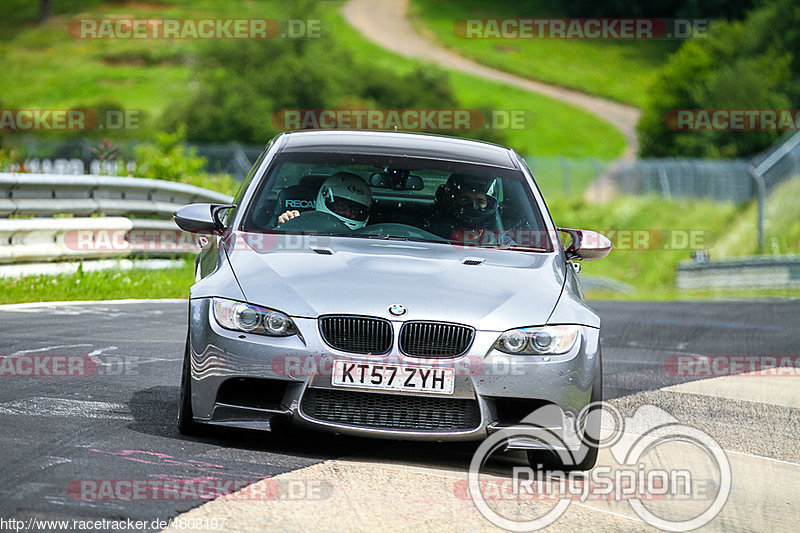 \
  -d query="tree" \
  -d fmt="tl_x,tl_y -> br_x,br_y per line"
38,0 -> 51,23
637,0 -> 800,158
